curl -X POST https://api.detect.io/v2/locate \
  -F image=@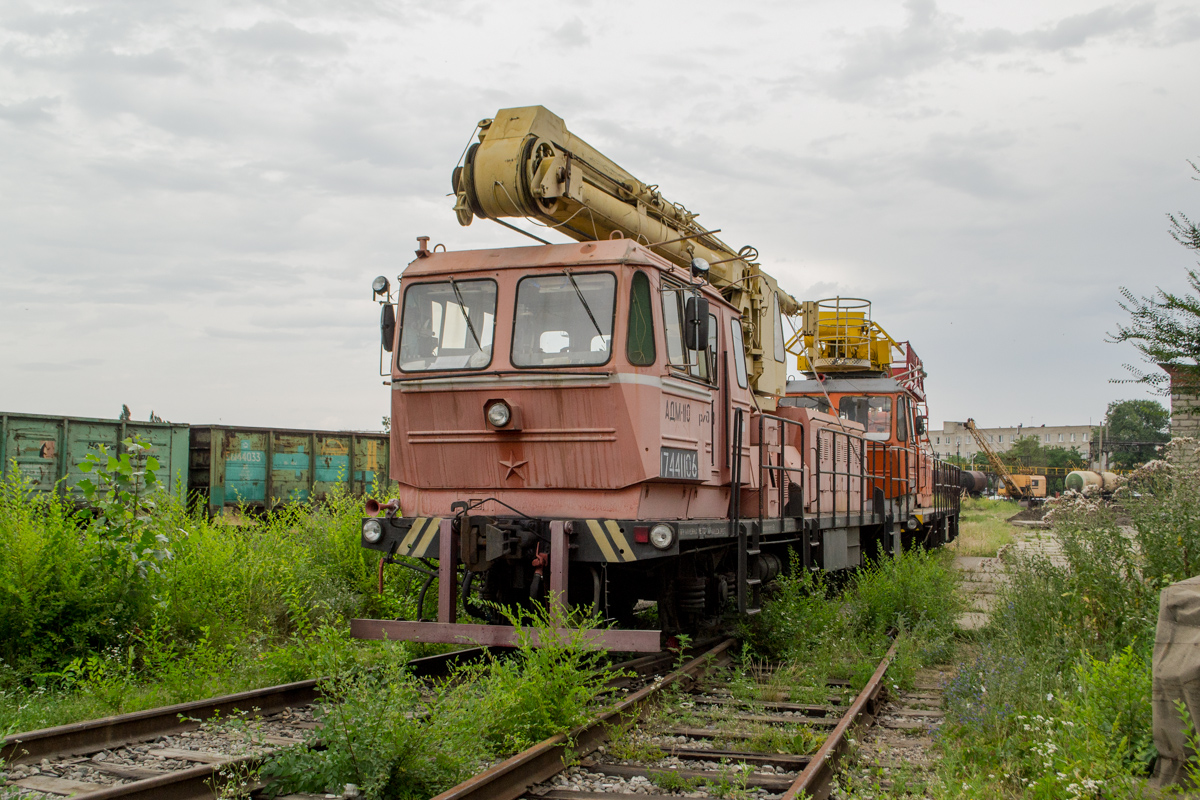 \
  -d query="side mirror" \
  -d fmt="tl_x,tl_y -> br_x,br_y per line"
916,415 -> 926,436
684,296 -> 710,351
381,304 -> 396,353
